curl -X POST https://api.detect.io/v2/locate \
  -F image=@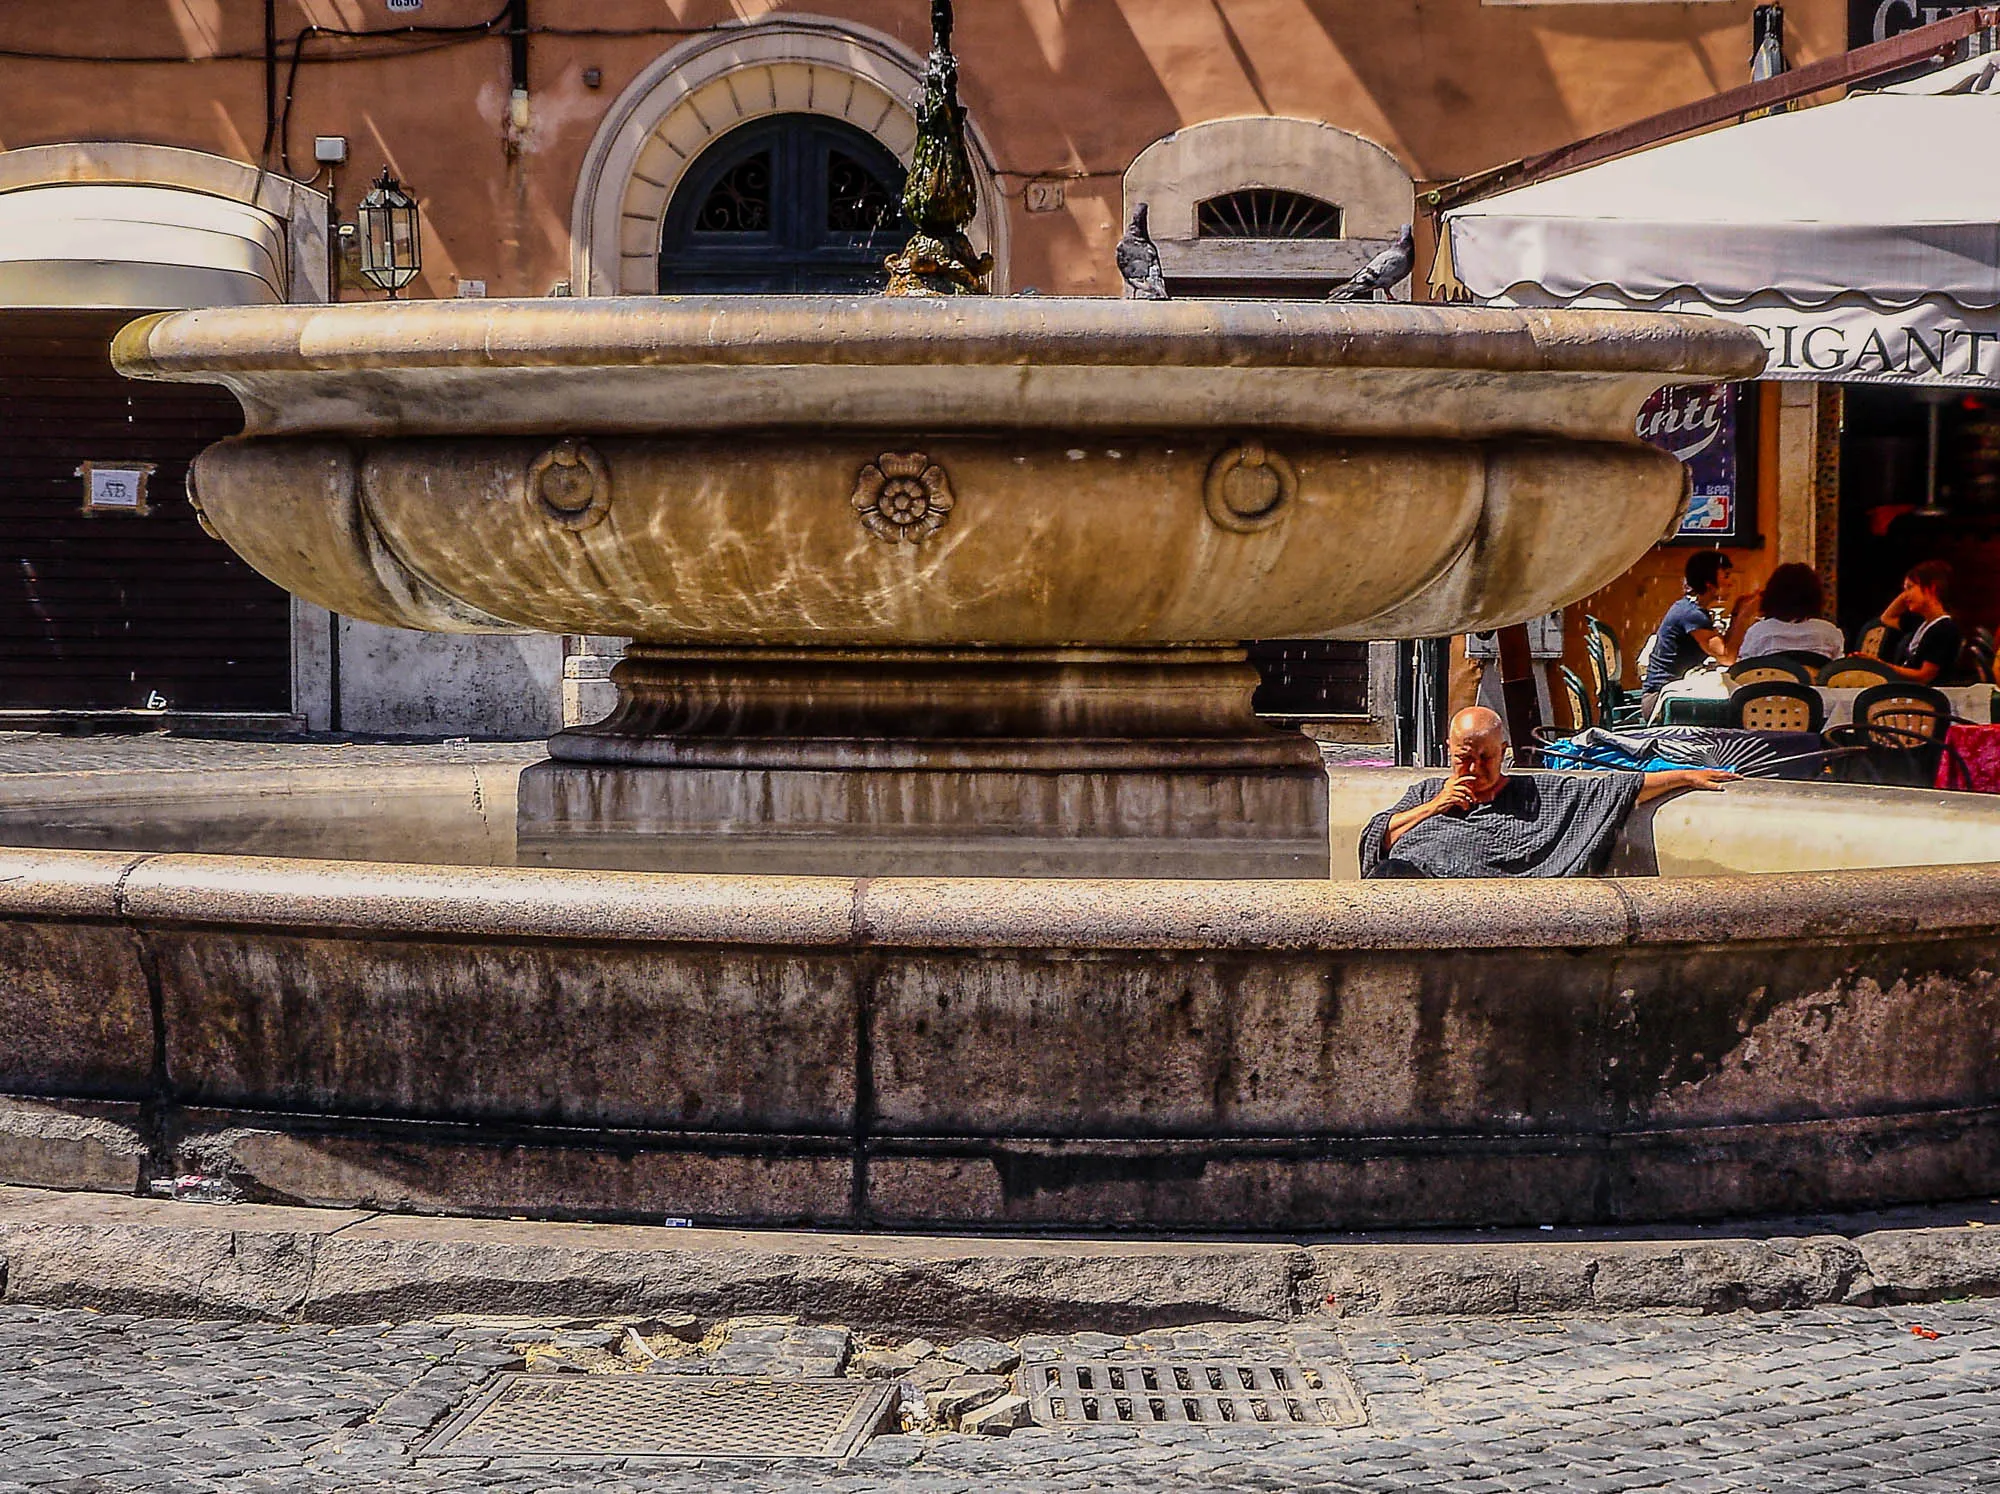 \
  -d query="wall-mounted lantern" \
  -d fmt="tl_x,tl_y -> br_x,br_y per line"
356,166 -> 422,298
